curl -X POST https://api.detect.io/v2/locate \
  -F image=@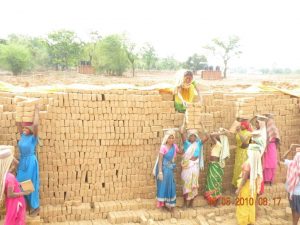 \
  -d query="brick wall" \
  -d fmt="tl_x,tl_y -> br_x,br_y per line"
0,88 -> 299,222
